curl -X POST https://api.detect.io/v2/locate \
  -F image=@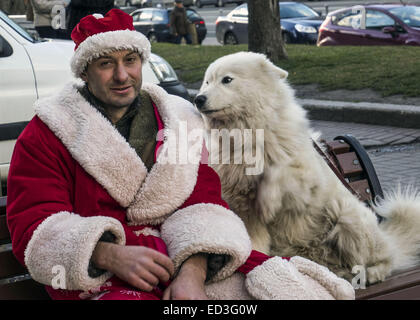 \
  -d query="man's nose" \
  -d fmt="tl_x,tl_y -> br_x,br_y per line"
194,95 -> 207,110
114,63 -> 129,83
